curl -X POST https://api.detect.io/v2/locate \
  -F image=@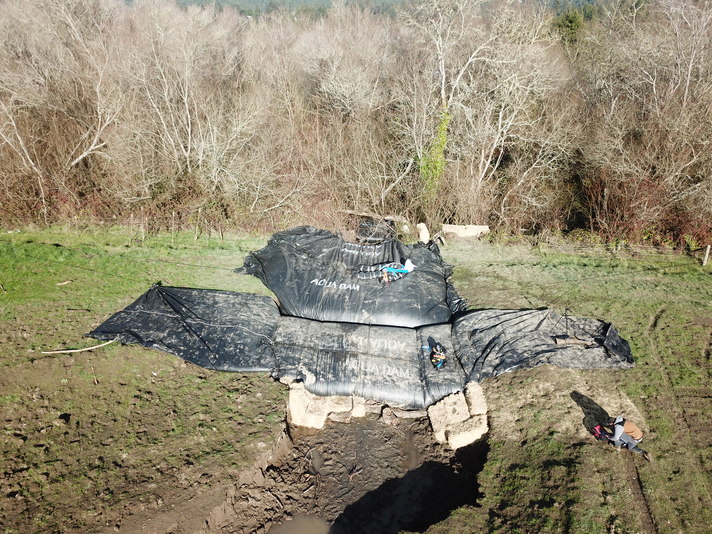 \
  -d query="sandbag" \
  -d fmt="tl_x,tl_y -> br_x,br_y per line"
272,318 -> 464,409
